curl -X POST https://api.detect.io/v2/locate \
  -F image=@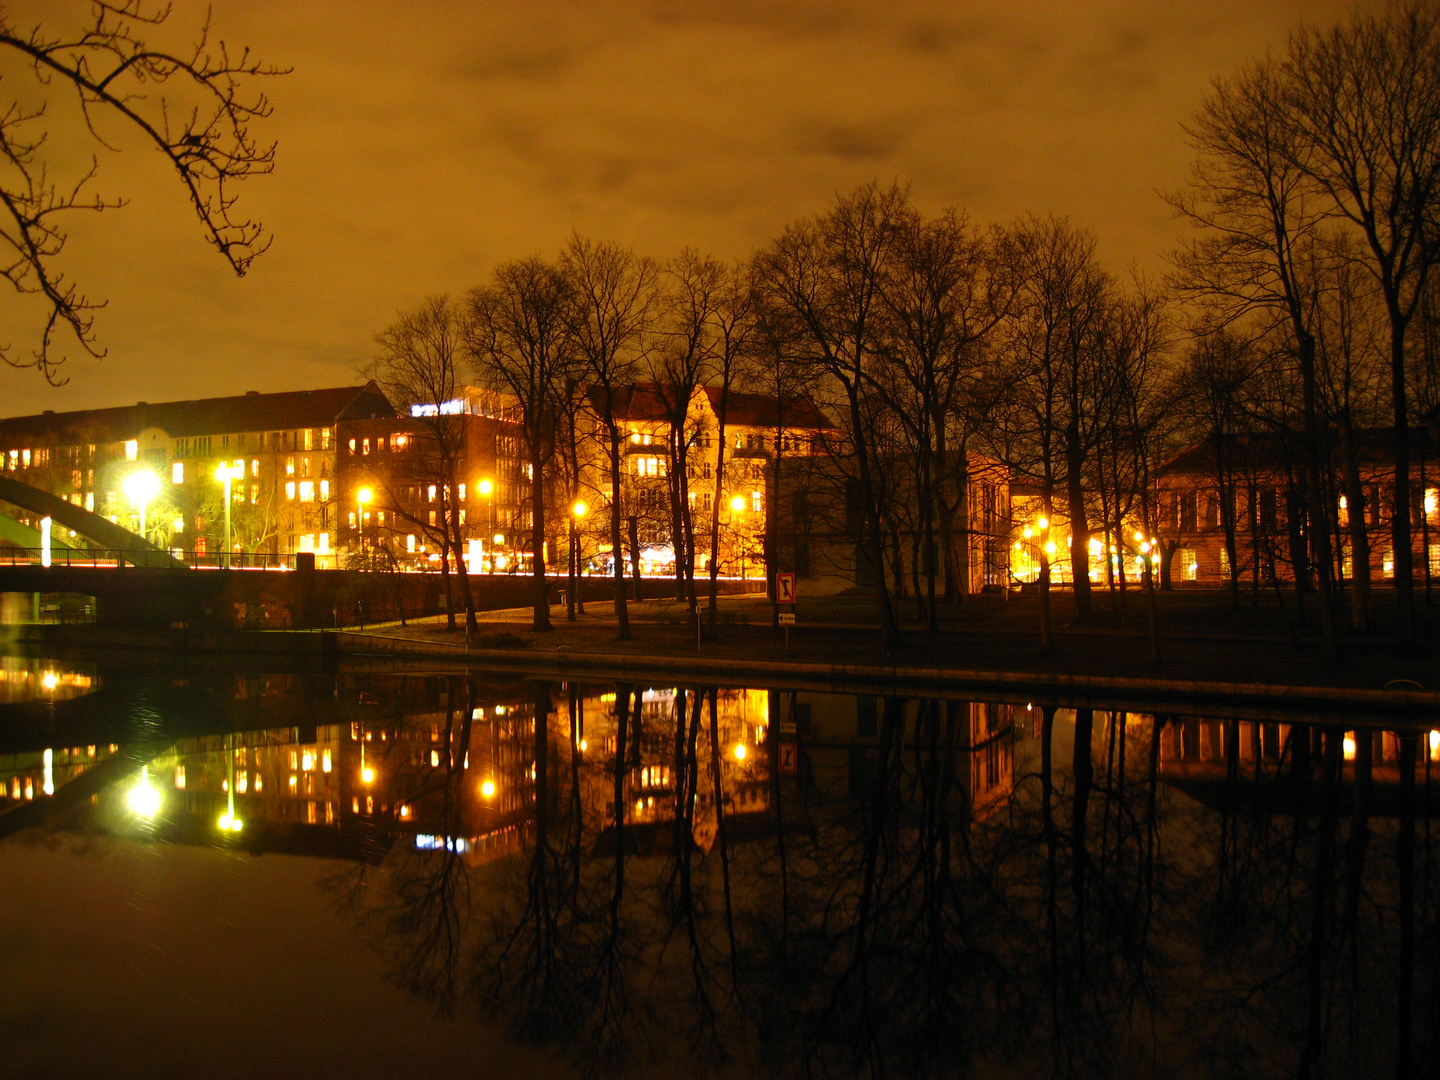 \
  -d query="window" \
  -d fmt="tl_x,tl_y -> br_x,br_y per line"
348,438 -> 357,454
752,490 -> 763,513
322,428 -> 332,450
299,481 -> 315,502
301,457 -> 311,477
407,534 -> 416,552
458,484 -> 466,501
285,456 -> 295,476
394,434 -> 408,450
320,480 -> 330,501
250,484 -> 258,504
285,481 -> 296,501
428,485 -> 437,502
124,440 -> 138,461
362,438 -> 371,455
318,533 -> 330,554
429,510 -> 437,526
251,459 -> 259,477
303,428 -> 314,451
